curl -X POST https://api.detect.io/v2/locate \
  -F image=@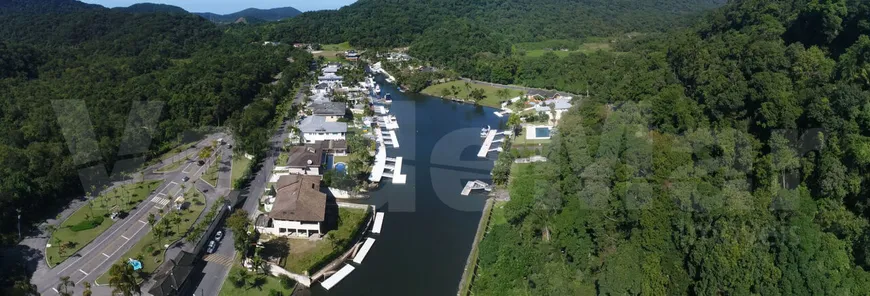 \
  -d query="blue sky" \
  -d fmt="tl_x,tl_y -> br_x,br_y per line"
81,0 -> 356,14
